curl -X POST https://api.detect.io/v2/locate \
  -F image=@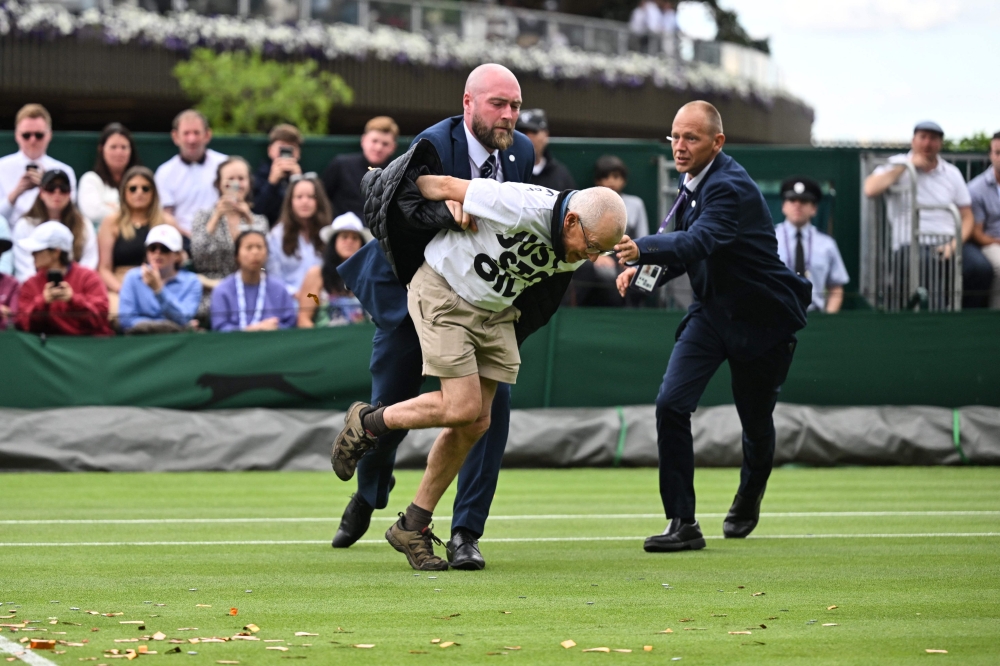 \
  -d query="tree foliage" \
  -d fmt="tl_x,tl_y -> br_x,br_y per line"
173,49 -> 354,135
944,131 -> 994,153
